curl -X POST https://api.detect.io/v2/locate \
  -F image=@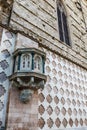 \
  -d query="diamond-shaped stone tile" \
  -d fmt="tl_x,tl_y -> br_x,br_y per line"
46,66 -> 51,73
63,66 -> 67,71
77,100 -> 80,107
76,92 -> 79,98
64,81 -> 68,87
46,58 -> 50,64
53,77 -> 57,84
69,75 -> 72,81
4,40 -> 12,48
58,71 -> 62,77
54,96 -> 59,104
61,107 -> 66,116
69,118 -> 73,127
38,105 -> 45,115
47,84 -> 52,93
72,99 -> 76,106
68,108 -> 72,116
84,94 -> 87,100
52,69 -> 57,75
53,86 -> 58,94
5,31 -> 13,39
0,85 -> 6,97
60,88 -> 64,95
0,72 -> 7,83
1,49 -> 10,58
75,118 -> 78,126
83,109 -> 86,116
58,63 -> 62,69
47,75 -> 51,82
63,73 -> 67,79
0,101 -> 4,111
65,89 -> 70,96
47,105 -> 53,115
80,119 -> 83,126
52,61 -> 56,67
0,60 -> 9,70
70,83 -> 73,89
47,118 -> 54,128
61,97 -> 65,105
85,119 -> 87,125
46,94 -> 52,103
38,117 -> 45,129
75,84 -> 78,90
52,53 -> 56,59
78,109 -> 82,116
62,118 -> 67,127
81,101 -> 85,107
68,68 -> 71,73
39,93 -> 45,103
55,106 -> 60,115
55,118 -> 61,128
67,98 -> 71,106
73,108 -> 77,116
71,91 -> 74,97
